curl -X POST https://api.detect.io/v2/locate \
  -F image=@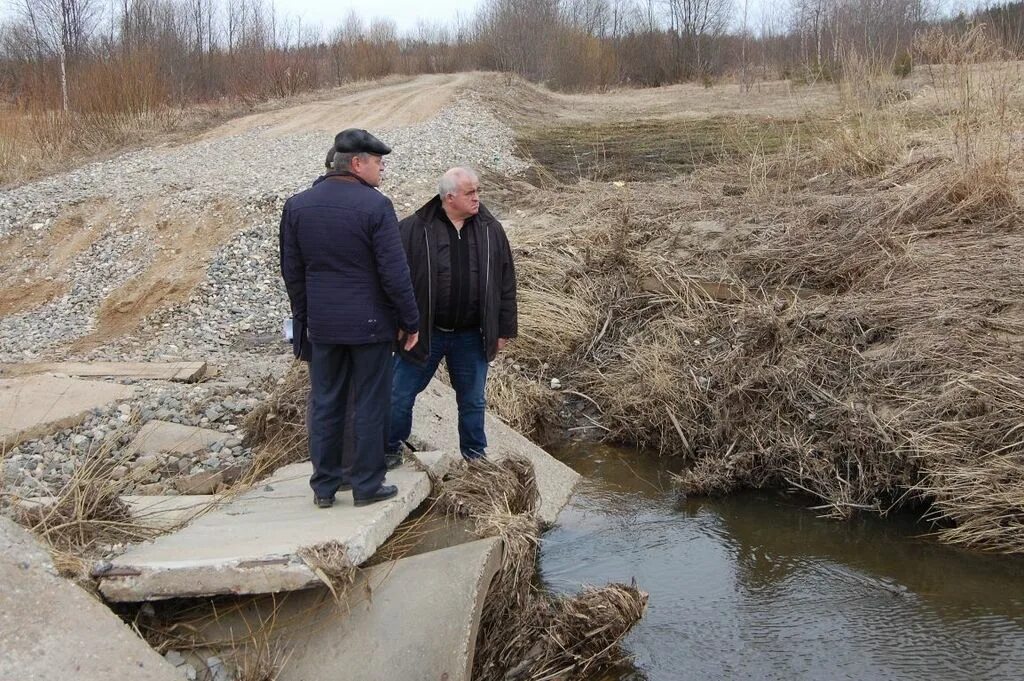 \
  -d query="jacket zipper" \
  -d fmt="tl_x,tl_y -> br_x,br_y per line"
424,224 -> 433,354
483,224 -> 491,340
